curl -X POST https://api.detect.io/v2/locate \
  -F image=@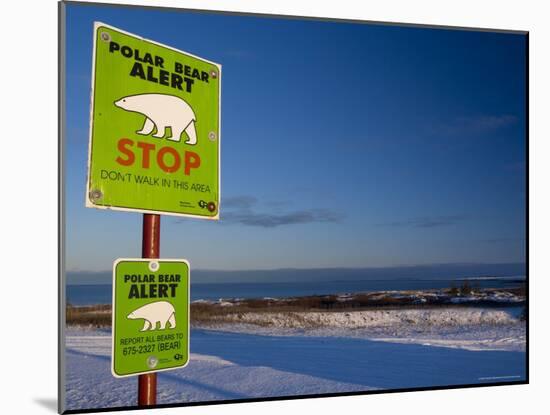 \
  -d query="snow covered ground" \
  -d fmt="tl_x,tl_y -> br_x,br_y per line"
64,307 -> 526,412
200,307 -> 521,331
